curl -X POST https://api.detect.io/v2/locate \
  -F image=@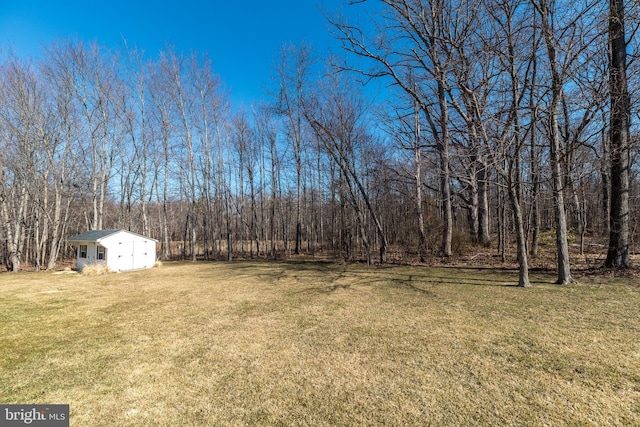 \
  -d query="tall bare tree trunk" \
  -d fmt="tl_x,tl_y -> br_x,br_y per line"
529,10 -> 541,258
537,0 -> 575,284
413,100 -> 427,262
162,137 -> 171,260
1,185 -> 28,272
605,0 -> 631,268
477,160 -> 491,247
508,181 -> 531,287
435,78 -> 453,257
